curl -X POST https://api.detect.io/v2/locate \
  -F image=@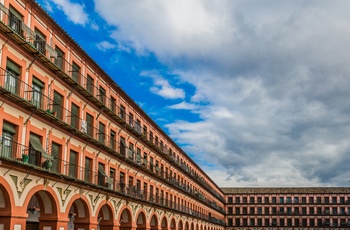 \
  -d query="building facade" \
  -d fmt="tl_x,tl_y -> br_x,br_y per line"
223,187 -> 350,230
0,0 -> 226,229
